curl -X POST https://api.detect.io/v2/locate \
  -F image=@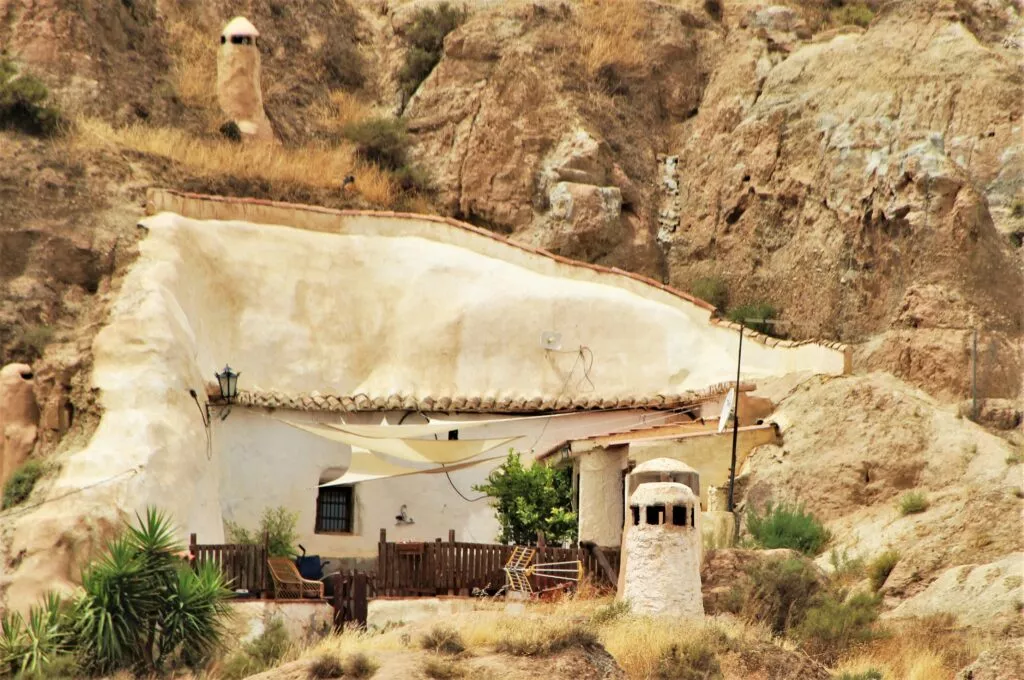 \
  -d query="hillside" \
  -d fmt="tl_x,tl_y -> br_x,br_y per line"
0,0 -> 1022,676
